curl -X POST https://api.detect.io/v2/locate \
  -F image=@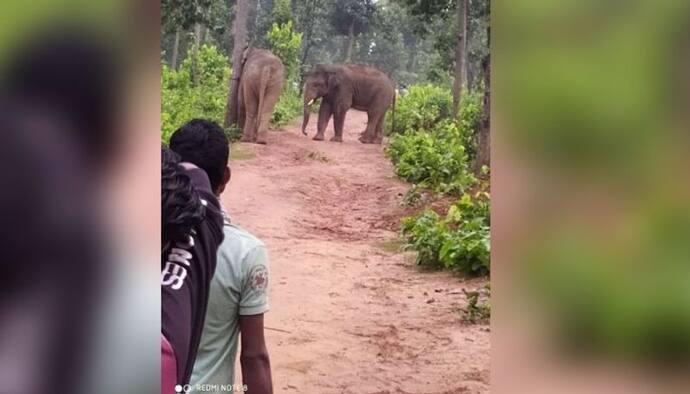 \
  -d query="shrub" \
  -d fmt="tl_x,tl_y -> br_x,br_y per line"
401,192 -> 490,275
388,84 -> 453,134
266,20 -> 302,83
387,120 -> 476,194
270,85 -> 302,128
462,284 -> 491,324
161,44 -> 231,144
457,89 -> 484,161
